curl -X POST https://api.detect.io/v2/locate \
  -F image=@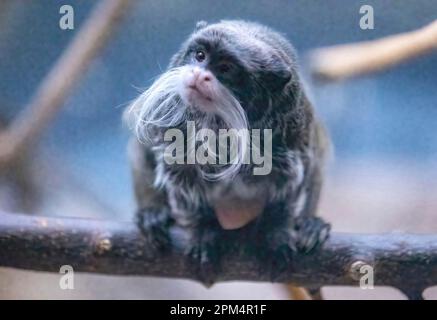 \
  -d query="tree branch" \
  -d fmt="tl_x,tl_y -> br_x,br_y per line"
0,212 -> 436,299
311,19 -> 437,81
